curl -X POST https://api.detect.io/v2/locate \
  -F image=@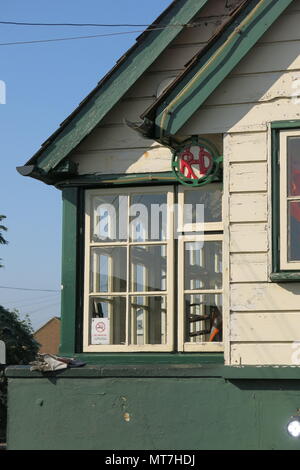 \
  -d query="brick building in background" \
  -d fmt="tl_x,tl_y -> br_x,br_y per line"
34,317 -> 61,355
